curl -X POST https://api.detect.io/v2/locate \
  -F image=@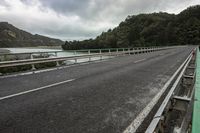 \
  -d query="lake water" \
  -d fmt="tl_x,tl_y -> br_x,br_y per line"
0,48 -> 81,57
6,48 -> 62,53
